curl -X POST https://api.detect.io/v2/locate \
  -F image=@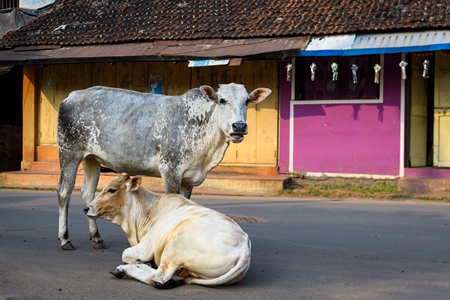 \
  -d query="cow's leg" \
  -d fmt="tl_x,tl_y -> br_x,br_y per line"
160,164 -> 194,199
110,263 -> 183,288
160,165 -> 182,195
180,184 -> 193,199
81,157 -> 106,249
57,159 -> 80,250
122,243 -> 153,264
110,263 -> 161,285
